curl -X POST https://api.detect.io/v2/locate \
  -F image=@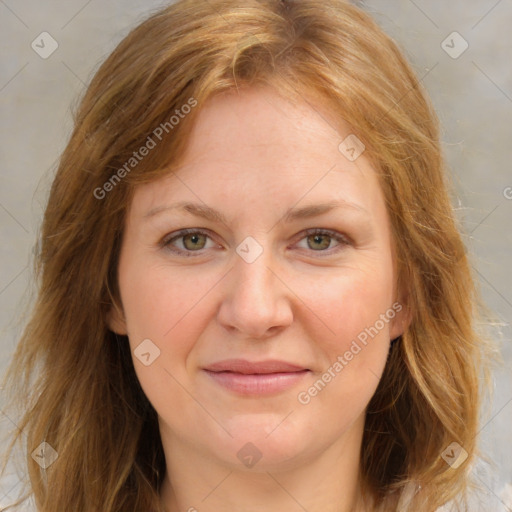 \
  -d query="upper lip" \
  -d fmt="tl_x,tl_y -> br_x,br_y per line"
203,359 -> 309,374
